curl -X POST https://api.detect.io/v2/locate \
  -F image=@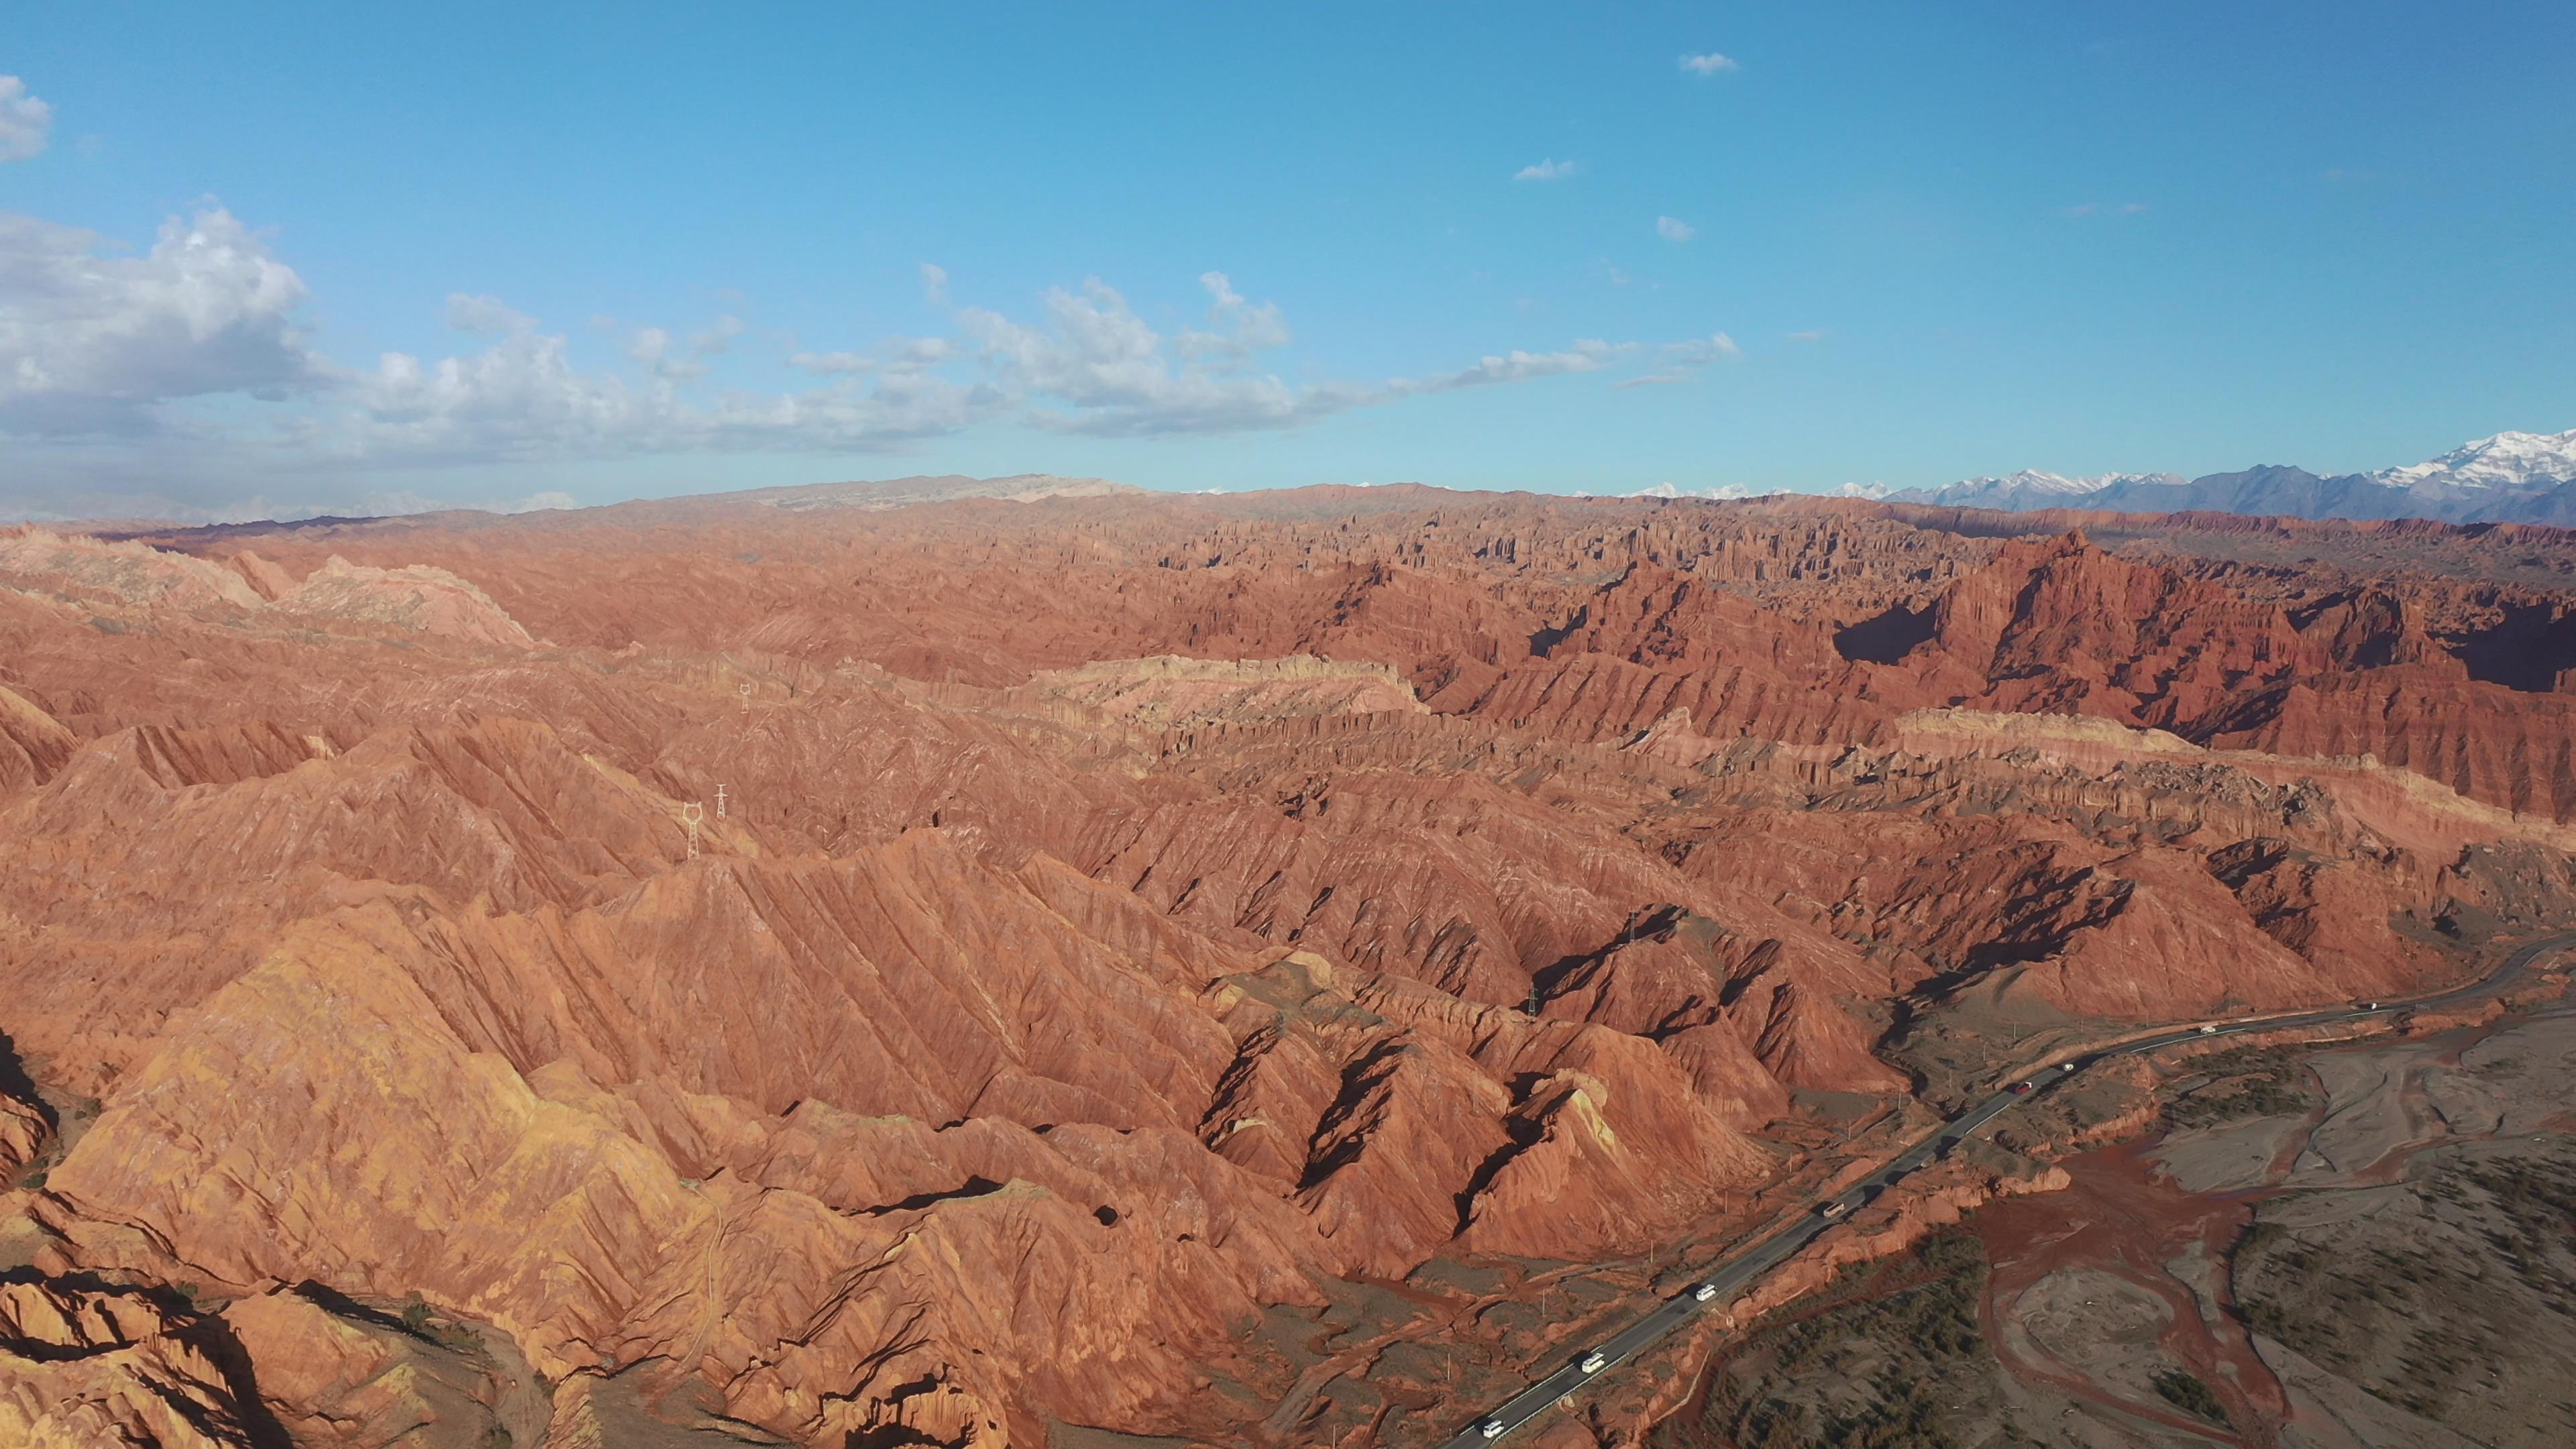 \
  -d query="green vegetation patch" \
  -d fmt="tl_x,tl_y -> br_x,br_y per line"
1651,1228 -> 2047,1449
2163,1042 -> 2322,1130
2235,1143 -> 2576,1432
2150,1367 -> 2226,1424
